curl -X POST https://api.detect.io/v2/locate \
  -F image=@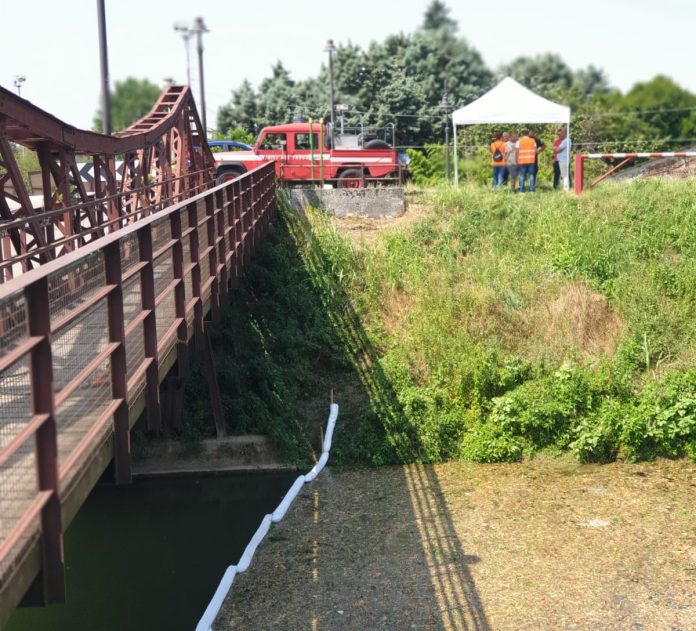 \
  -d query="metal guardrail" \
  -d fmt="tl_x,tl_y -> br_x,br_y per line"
0,168 -> 213,281
0,162 -> 276,616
